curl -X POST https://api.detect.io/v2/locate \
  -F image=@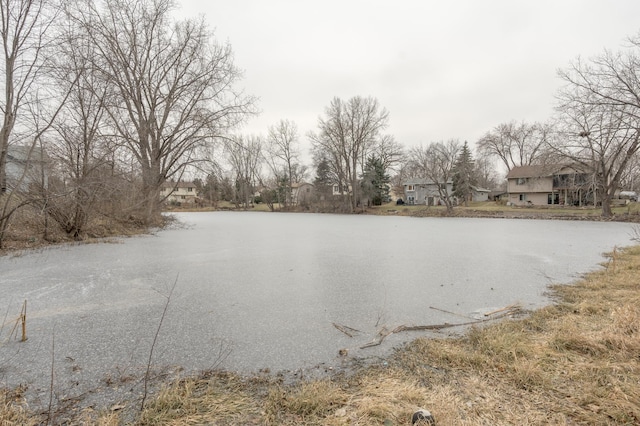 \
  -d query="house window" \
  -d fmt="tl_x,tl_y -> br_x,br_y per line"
187,187 -> 193,192
548,193 -> 559,204
407,185 -> 414,191
181,195 -> 186,199
333,185 -> 339,193
519,194 -> 526,201
516,178 -> 527,185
